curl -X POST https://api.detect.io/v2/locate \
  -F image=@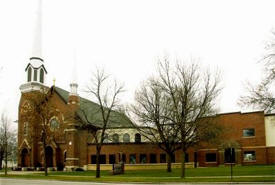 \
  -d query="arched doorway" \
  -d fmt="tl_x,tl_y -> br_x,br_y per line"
21,148 -> 29,167
45,146 -> 53,167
